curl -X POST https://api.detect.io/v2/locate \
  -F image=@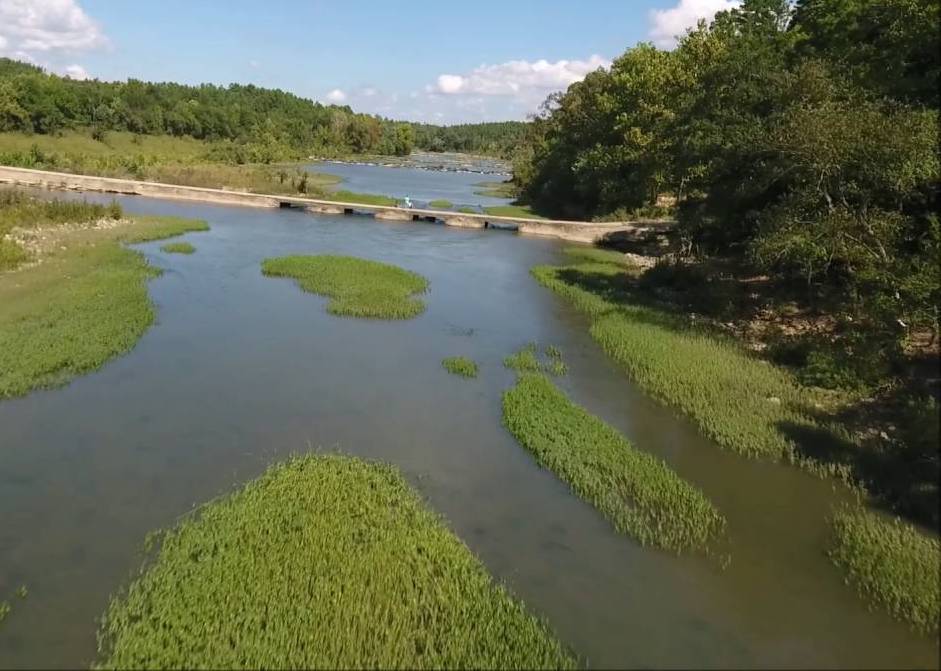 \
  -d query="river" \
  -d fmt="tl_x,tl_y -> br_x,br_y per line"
306,152 -> 514,210
0,186 -> 937,668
